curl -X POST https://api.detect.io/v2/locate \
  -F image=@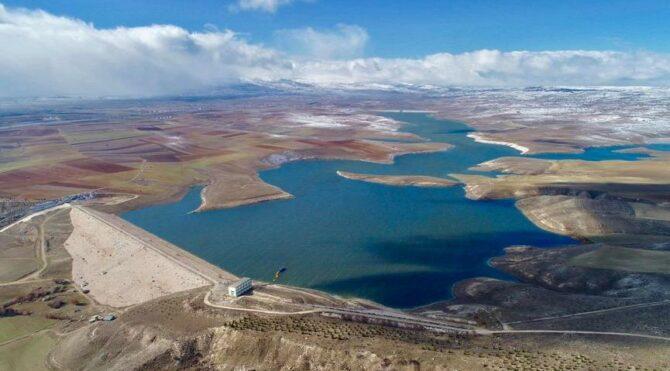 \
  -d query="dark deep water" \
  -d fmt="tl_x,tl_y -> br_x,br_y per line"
530,143 -> 670,161
122,113 -> 583,308
531,146 -> 649,161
